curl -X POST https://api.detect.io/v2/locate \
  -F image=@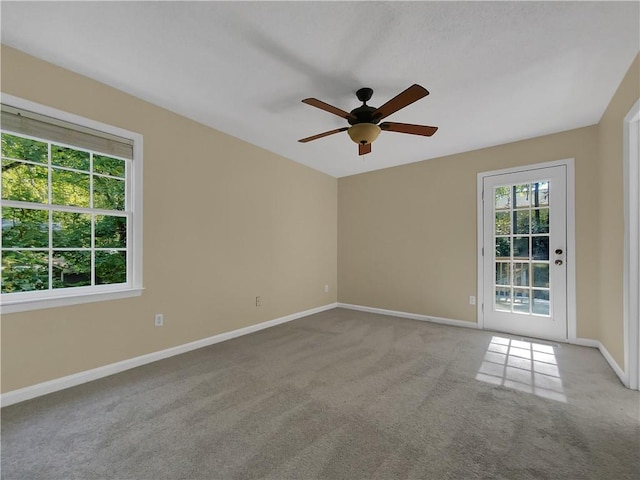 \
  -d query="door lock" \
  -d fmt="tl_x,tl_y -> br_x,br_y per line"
555,259 -> 563,266
555,249 -> 563,255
